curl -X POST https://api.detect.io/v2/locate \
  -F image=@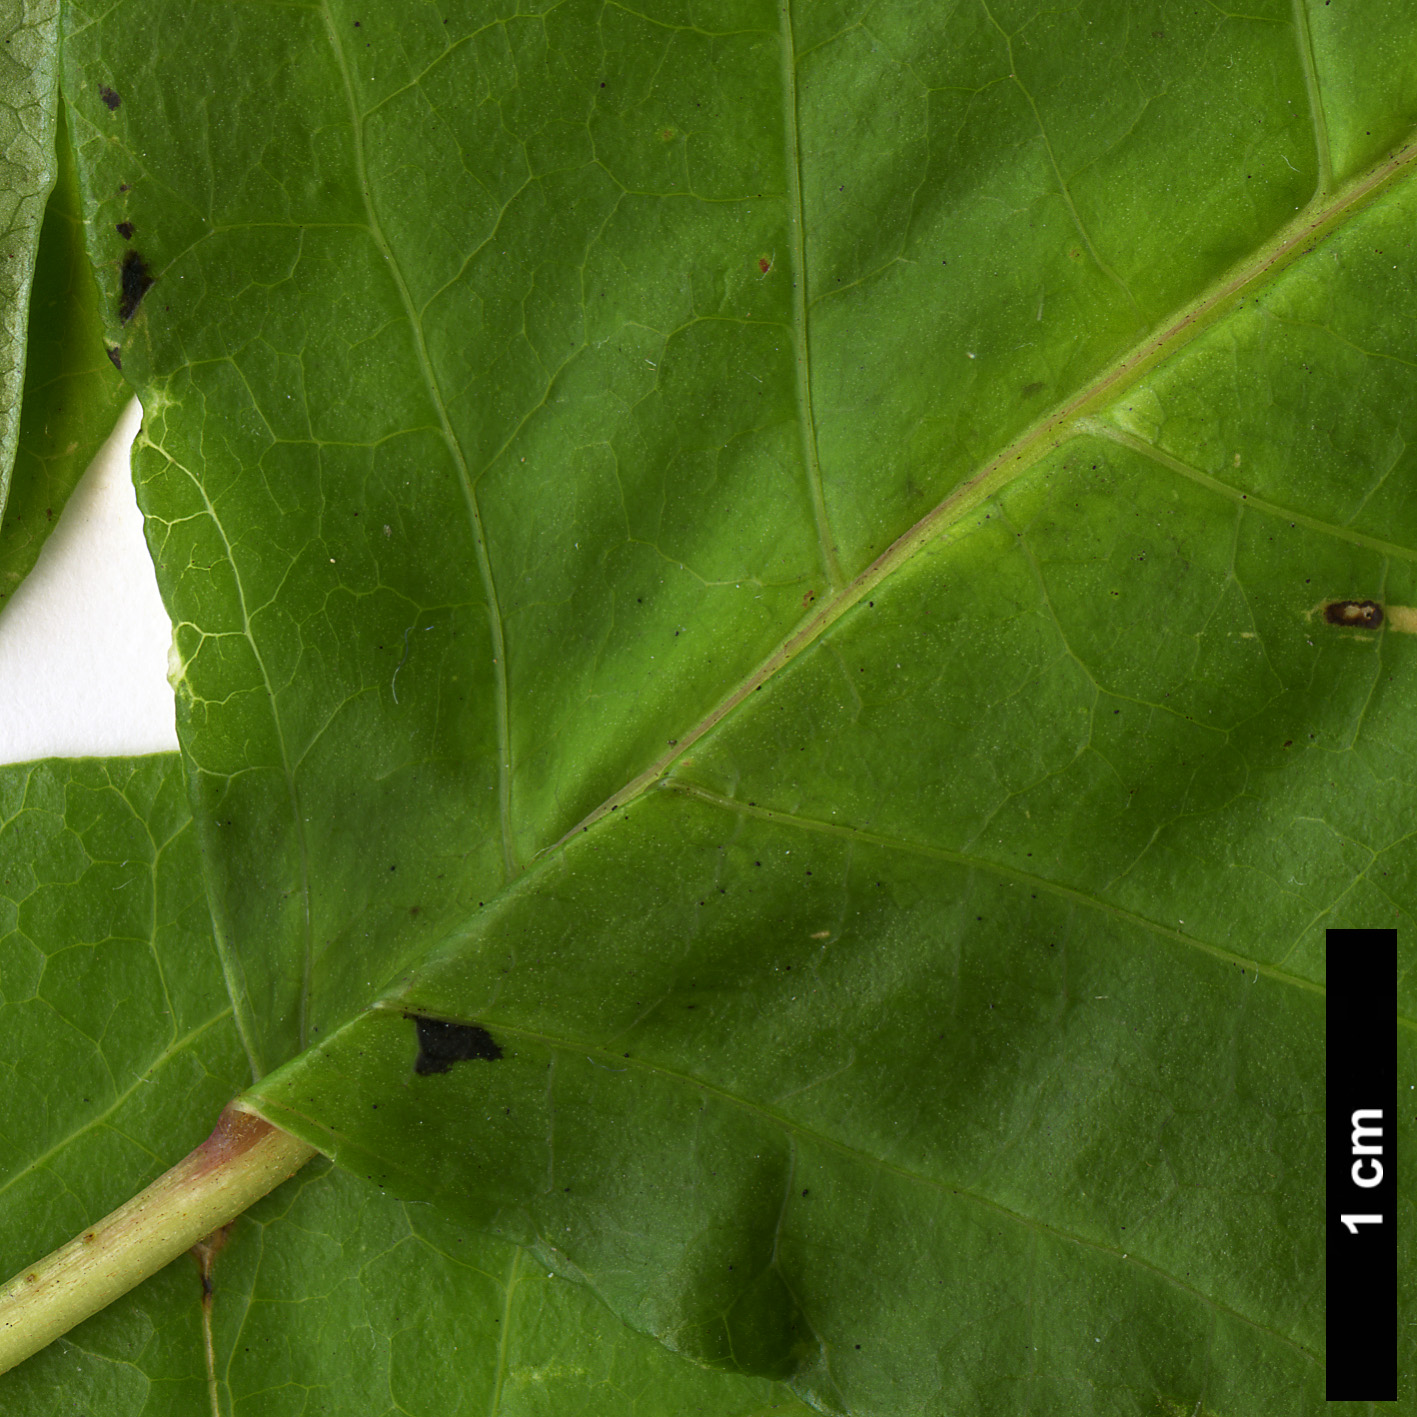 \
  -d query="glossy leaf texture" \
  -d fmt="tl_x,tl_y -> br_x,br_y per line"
0,756 -> 815,1415
0,0 -> 63,538
54,1 -> 1417,1413
1,99 -> 127,610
